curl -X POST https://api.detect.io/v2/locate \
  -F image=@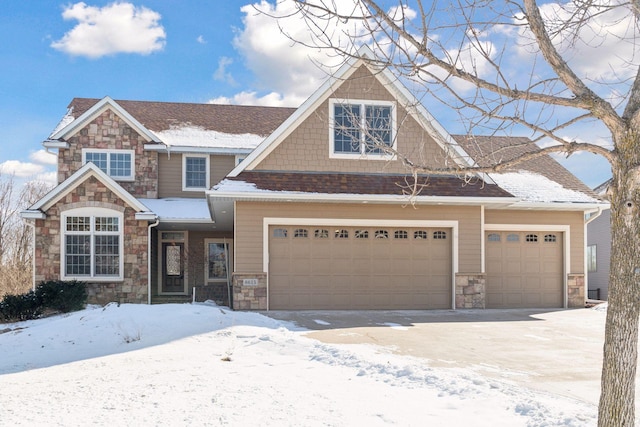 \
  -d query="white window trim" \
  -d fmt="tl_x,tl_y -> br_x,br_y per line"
328,98 -> 397,160
61,207 -> 124,282
182,154 -> 210,192
82,149 -> 135,181
204,239 -> 233,285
